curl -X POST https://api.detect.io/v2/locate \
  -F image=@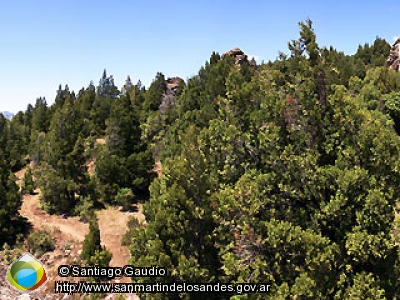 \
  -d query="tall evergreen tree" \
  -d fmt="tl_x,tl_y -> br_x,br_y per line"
31,97 -> 50,133
81,215 -> 101,261
121,75 -> 133,96
6,114 -> 29,171
96,93 -> 155,203
35,97 -> 89,214
0,153 -> 25,246
142,72 -> 167,115
97,69 -> 120,98
106,94 -> 141,157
